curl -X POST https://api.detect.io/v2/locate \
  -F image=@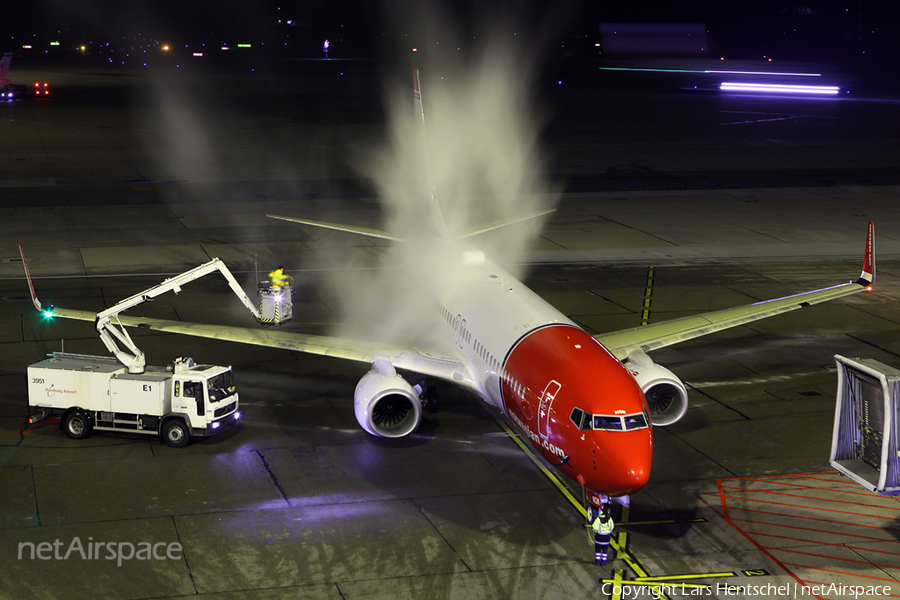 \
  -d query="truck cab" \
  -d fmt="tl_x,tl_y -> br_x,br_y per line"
169,362 -> 240,444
